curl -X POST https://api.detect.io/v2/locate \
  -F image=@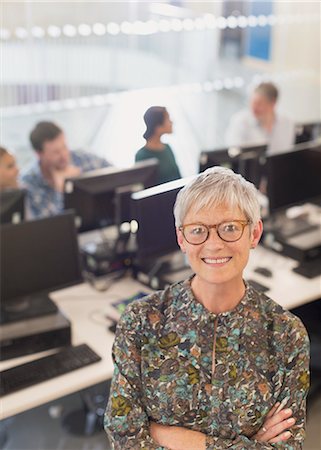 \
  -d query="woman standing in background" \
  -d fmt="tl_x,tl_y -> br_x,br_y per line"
135,106 -> 181,185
